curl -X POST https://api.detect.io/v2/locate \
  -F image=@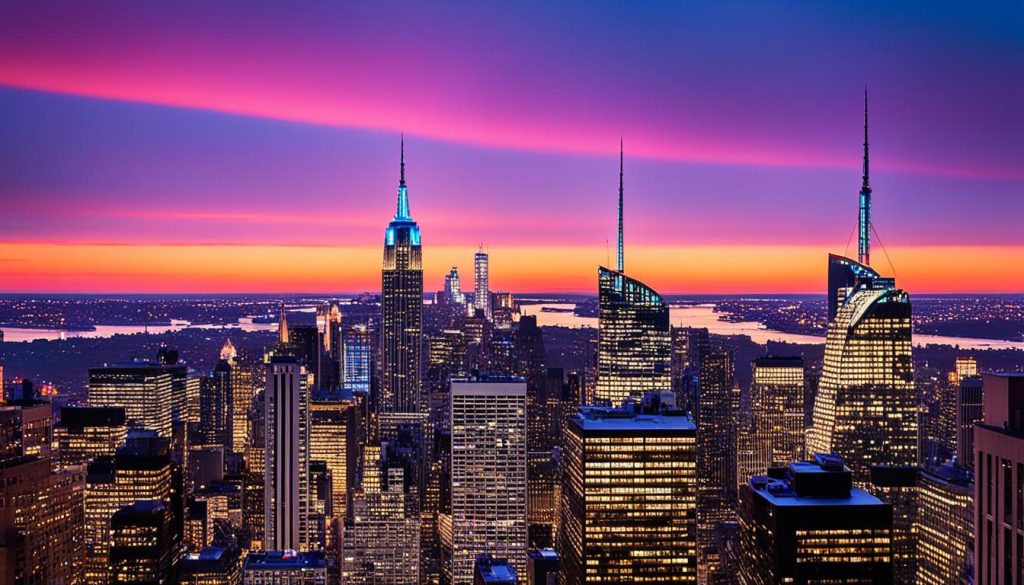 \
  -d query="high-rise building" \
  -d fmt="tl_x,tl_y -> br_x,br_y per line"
738,454 -> 893,583
84,430 -> 178,583
974,373 -> 1024,584
263,355 -> 310,551
953,356 -> 978,384
340,445 -> 421,584
916,464 -> 973,584
446,266 -> 467,305
450,376 -> 528,584
697,350 -> 737,578
343,324 -> 372,395
474,248 -> 490,320
559,396 -> 698,584
595,143 -> 671,405
108,500 -> 179,584
736,357 -> 805,487
0,406 -> 86,585
89,363 -> 174,438
474,554 -> 519,585
956,374 -> 983,469
308,391 -> 355,535
198,360 -> 232,450
56,405 -> 128,469
381,136 -> 424,414
807,95 -> 917,481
